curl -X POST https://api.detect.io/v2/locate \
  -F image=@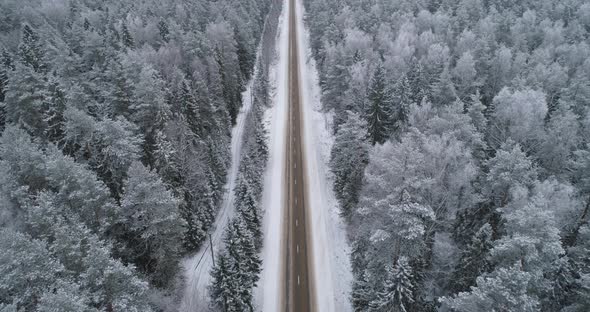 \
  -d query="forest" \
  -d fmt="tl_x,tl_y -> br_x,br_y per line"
304,0 -> 590,311
0,0 -> 270,310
